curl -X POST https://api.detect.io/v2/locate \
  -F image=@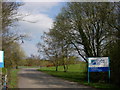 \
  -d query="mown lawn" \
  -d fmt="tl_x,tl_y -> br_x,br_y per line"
18,66 -> 40,68
40,62 -> 87,72
38,63 -> 118,89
